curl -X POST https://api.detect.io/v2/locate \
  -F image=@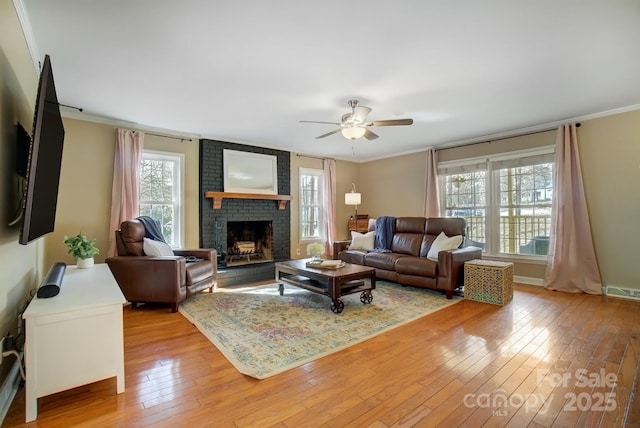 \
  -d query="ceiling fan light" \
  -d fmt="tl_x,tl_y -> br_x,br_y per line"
352,106 -> 372,123
341,126 -> 366,140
